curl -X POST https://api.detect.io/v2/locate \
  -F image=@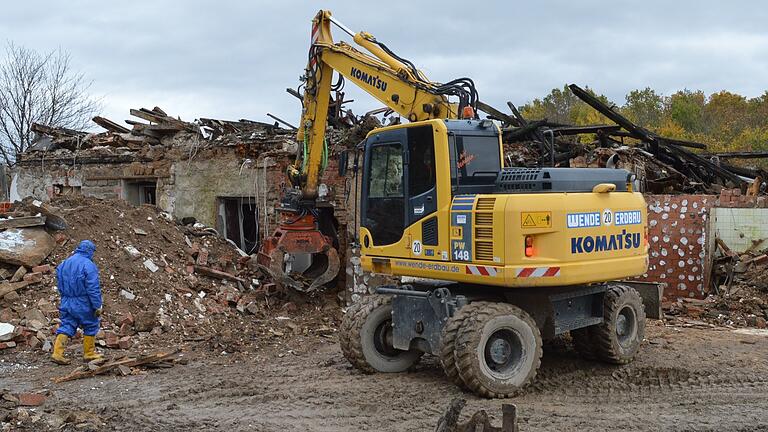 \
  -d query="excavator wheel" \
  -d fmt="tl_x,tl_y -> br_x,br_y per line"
339,295 -> 422,373
592,284 -> 646,365
338,300 -> 365,364
453,303 -> 542,398
439,302 -> 488,389
570,327 -> 598,360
